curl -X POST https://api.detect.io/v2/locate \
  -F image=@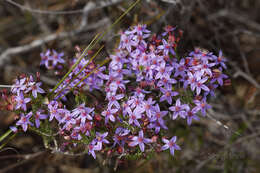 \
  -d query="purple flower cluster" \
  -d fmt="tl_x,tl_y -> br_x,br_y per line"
10,75 -> 46,131
7,24 -> 229,159
40,49 -> 65,69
